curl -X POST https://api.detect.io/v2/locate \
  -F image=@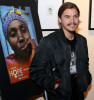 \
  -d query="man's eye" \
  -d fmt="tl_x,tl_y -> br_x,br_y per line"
74,15 -> 79,18
64,15 -> 70,18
